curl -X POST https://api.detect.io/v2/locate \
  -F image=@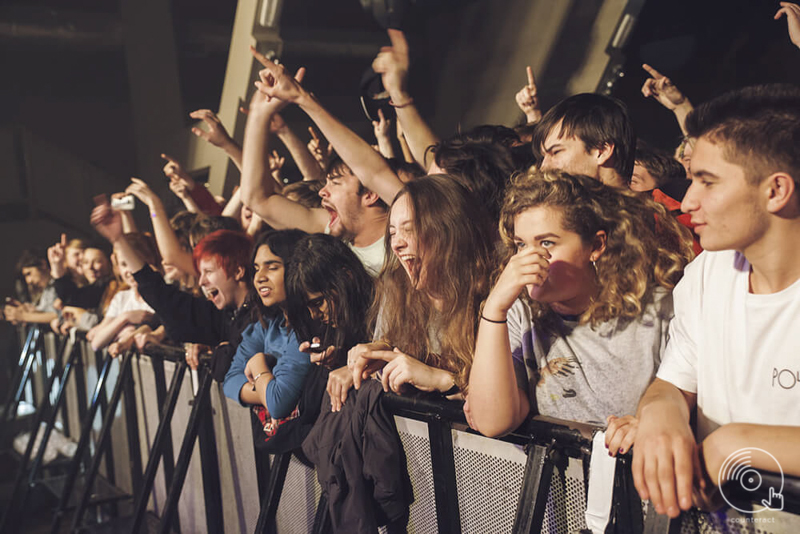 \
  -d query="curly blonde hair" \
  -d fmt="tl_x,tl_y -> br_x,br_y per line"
498,169 -> 694,327
371,175 -> 495,391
